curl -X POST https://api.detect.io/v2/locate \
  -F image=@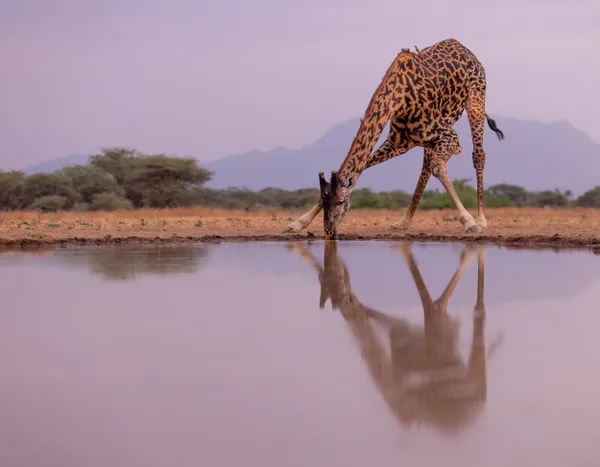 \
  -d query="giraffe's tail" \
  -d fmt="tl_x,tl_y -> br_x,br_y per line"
485,114 -> 505,140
